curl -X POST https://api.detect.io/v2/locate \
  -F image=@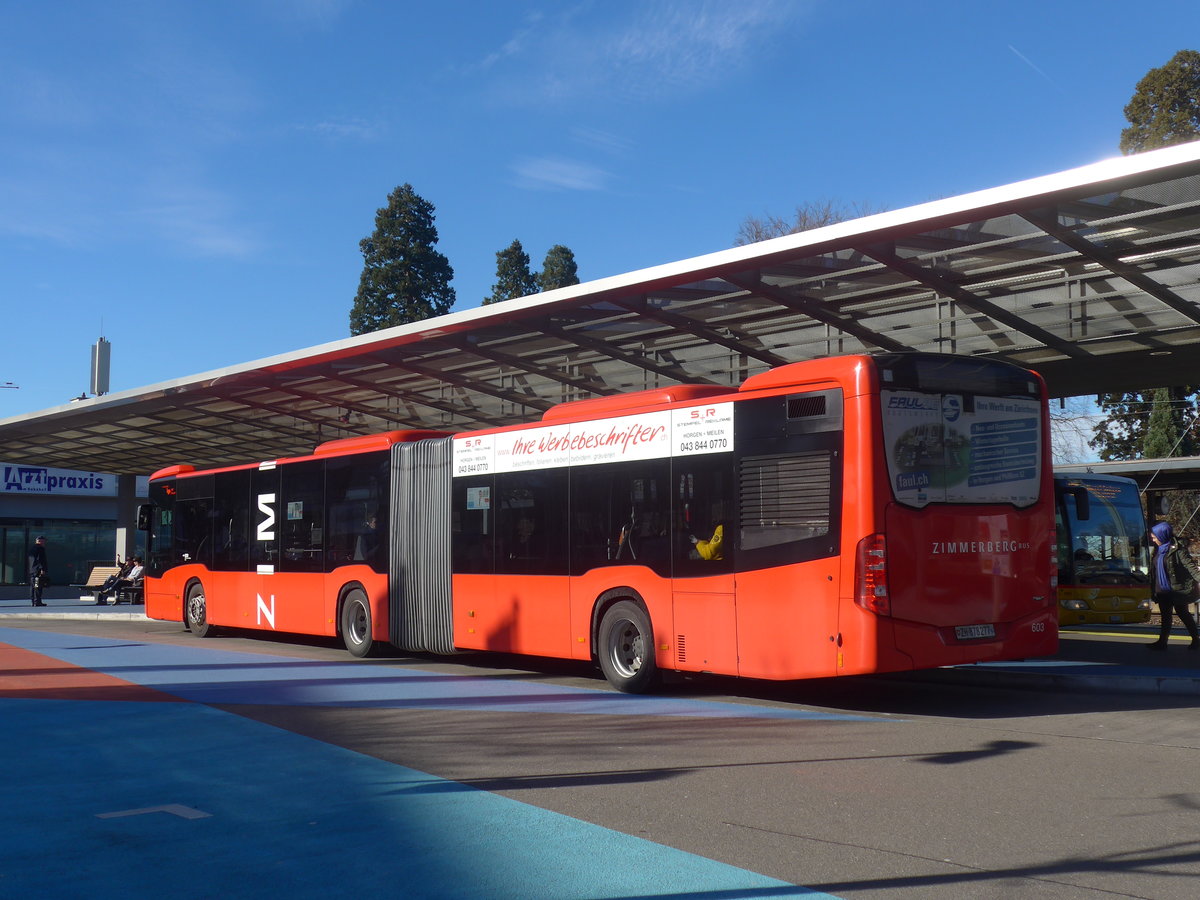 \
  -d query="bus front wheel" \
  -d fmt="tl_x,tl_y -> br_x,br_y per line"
185,583 -> 213,638
341,589 -> 375,658
598,600 -> 659,693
